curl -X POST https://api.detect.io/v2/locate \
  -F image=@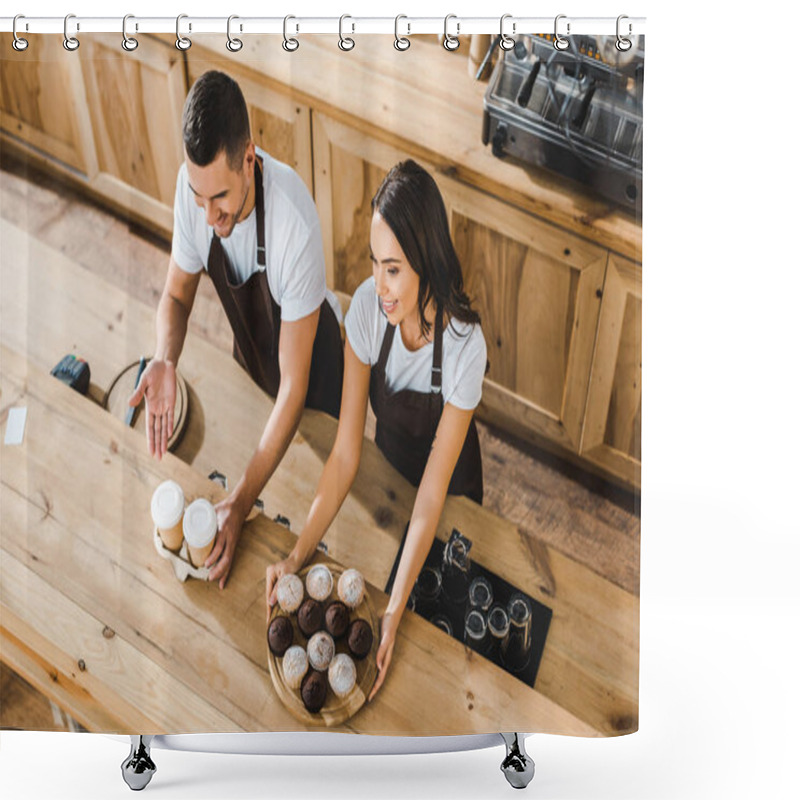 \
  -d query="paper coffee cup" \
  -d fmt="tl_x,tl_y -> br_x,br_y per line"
150,480 -> 185,551
183,498 -> 218,568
